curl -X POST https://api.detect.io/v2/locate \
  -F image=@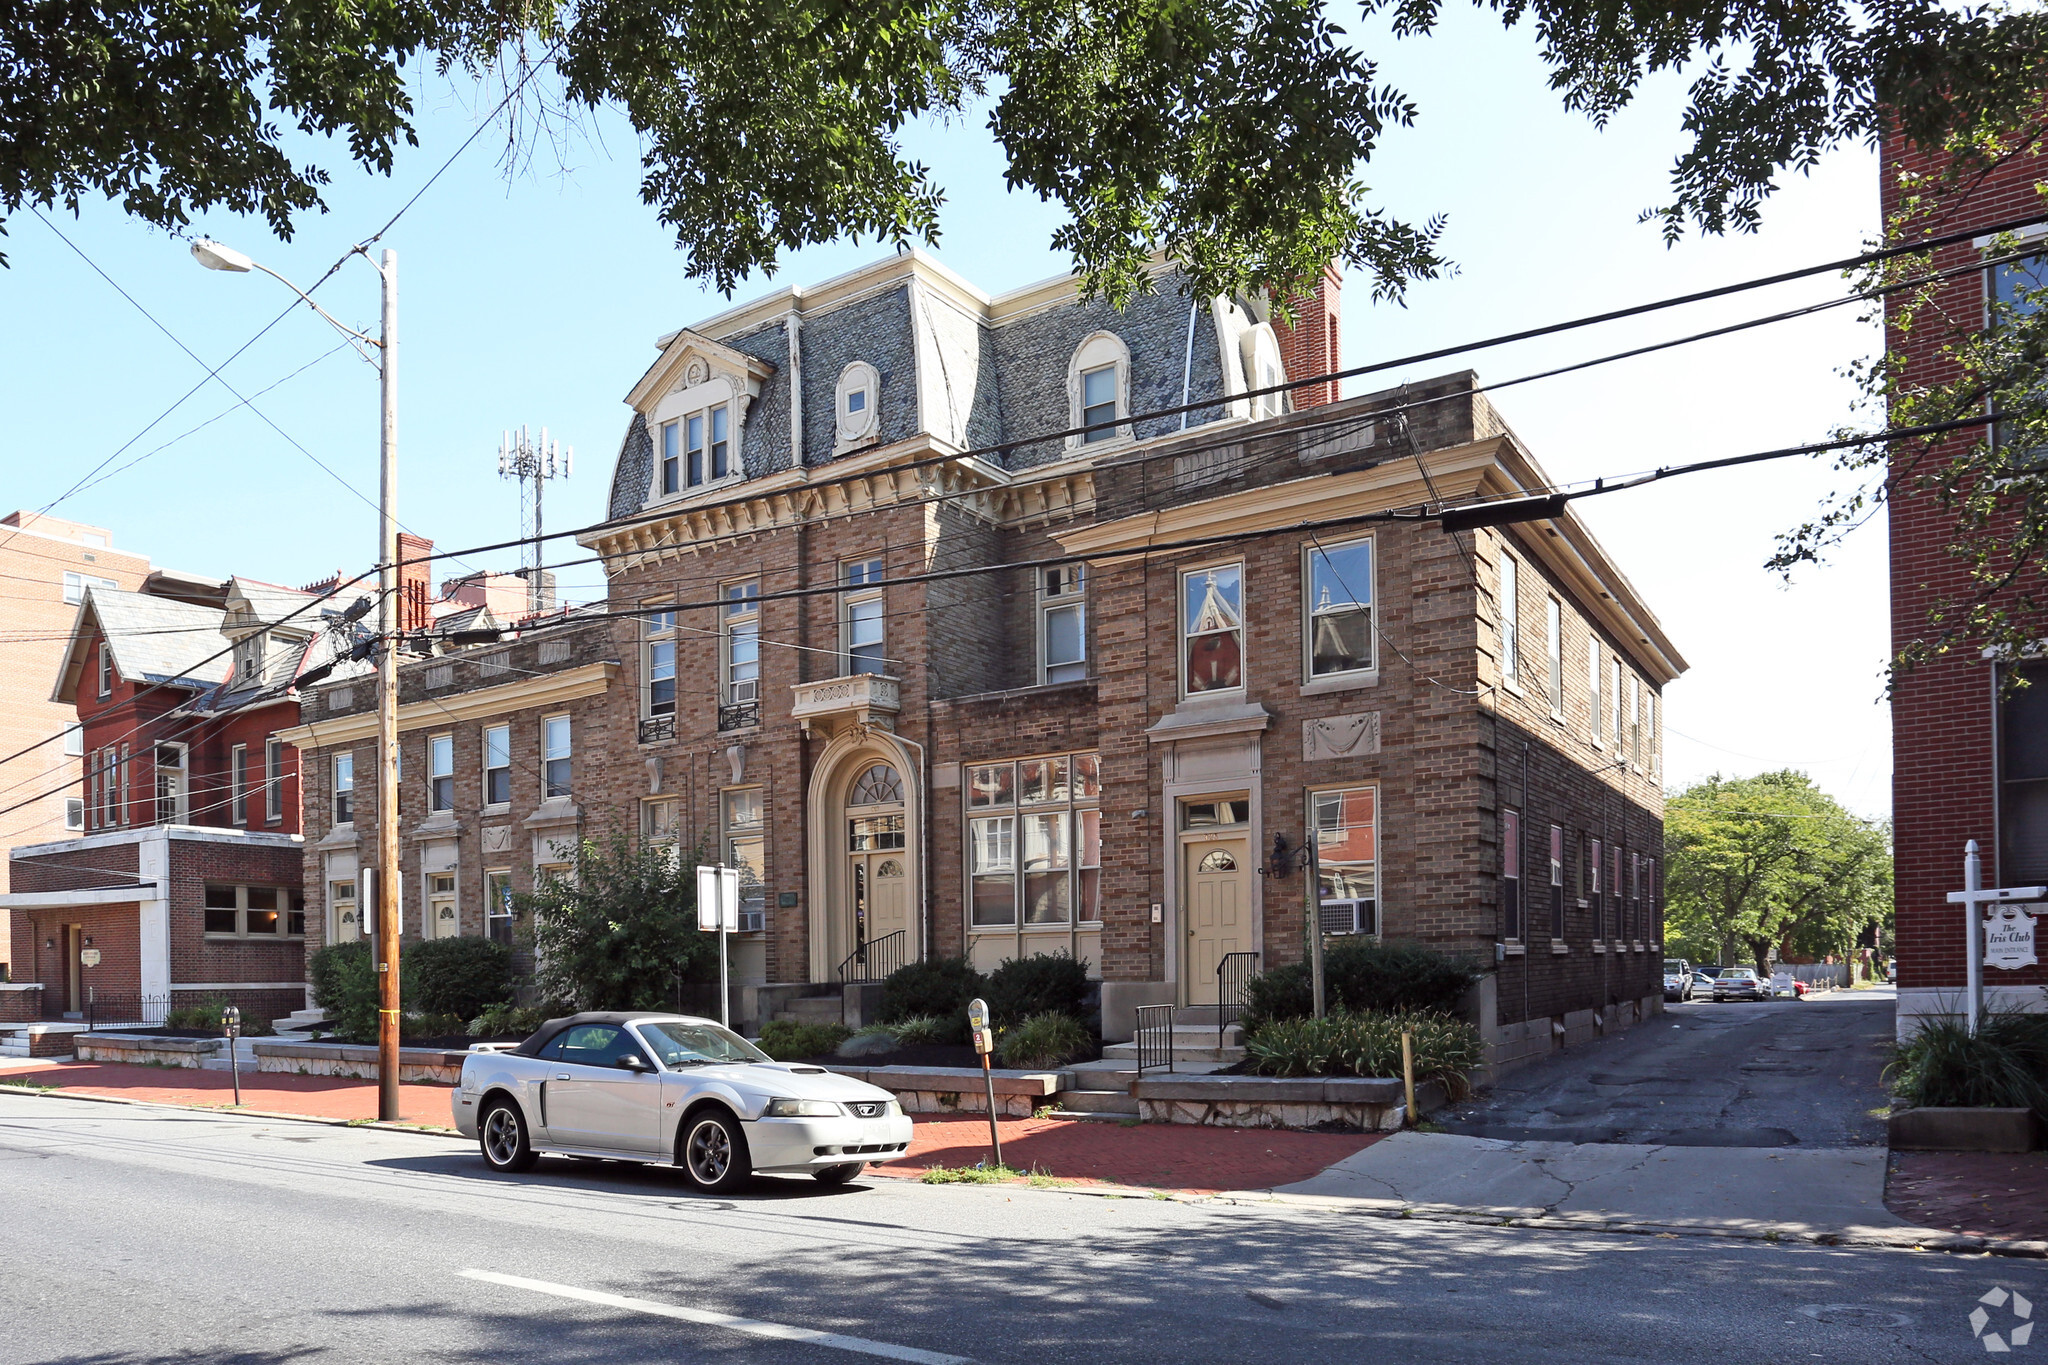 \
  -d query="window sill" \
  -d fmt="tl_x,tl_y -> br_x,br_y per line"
1499,677 -> 1525,699
481,803 -> 511,817
204,934 -> 303,943
1299,671 -> 1381,697
1593,943 -> 1607,954
1550,940 -> 1570,955
1500,941 -> 1526,957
